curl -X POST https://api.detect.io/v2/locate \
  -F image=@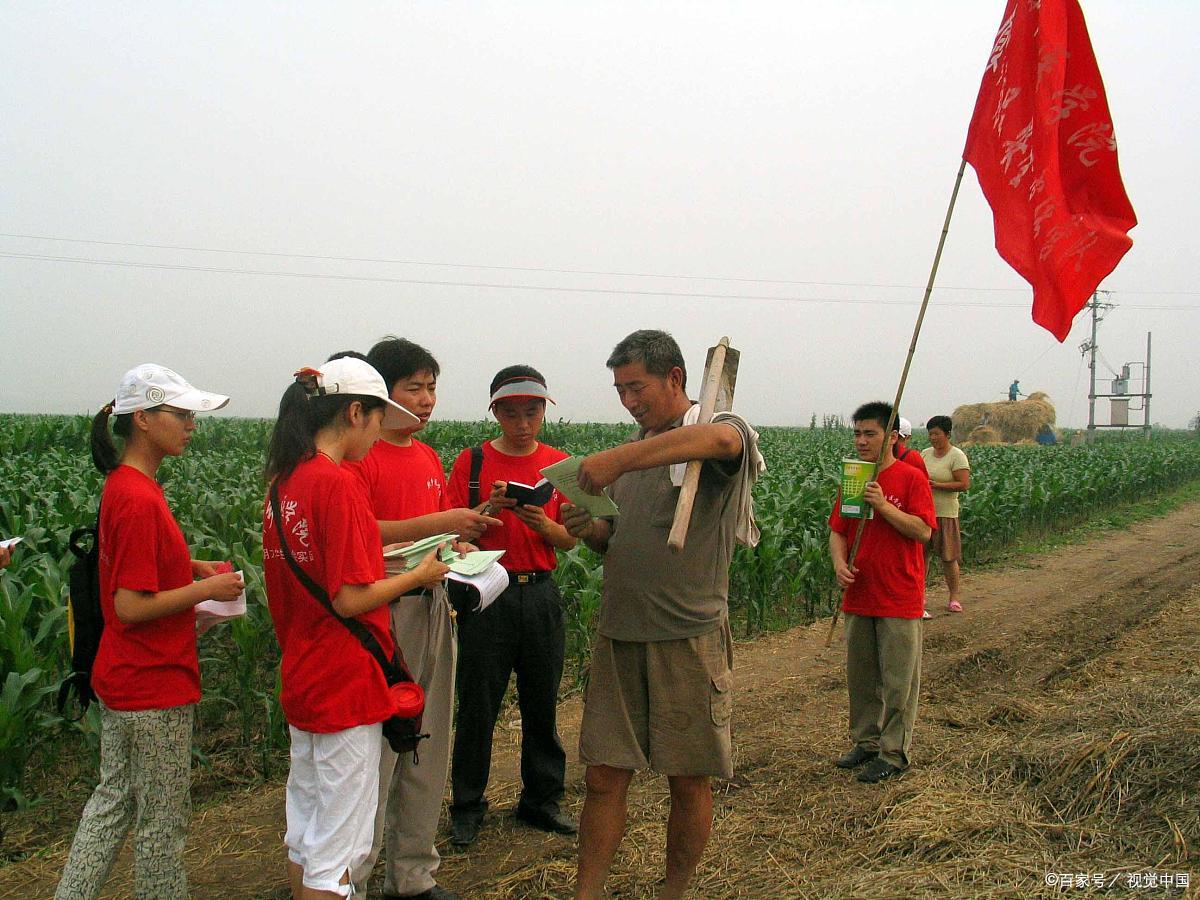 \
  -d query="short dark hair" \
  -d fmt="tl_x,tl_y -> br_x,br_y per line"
326,350 -> 370,364
366,337 -> 440,391
852,401 -> 897,431
489,364 -> 547,398
927,415 -> 953,435
606,329 -> 687,390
